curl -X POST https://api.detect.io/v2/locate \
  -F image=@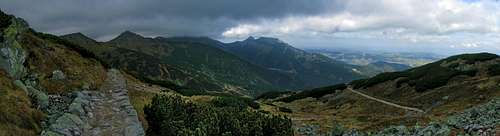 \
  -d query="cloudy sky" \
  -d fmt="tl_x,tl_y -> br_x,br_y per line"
1,0 -> 500,55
